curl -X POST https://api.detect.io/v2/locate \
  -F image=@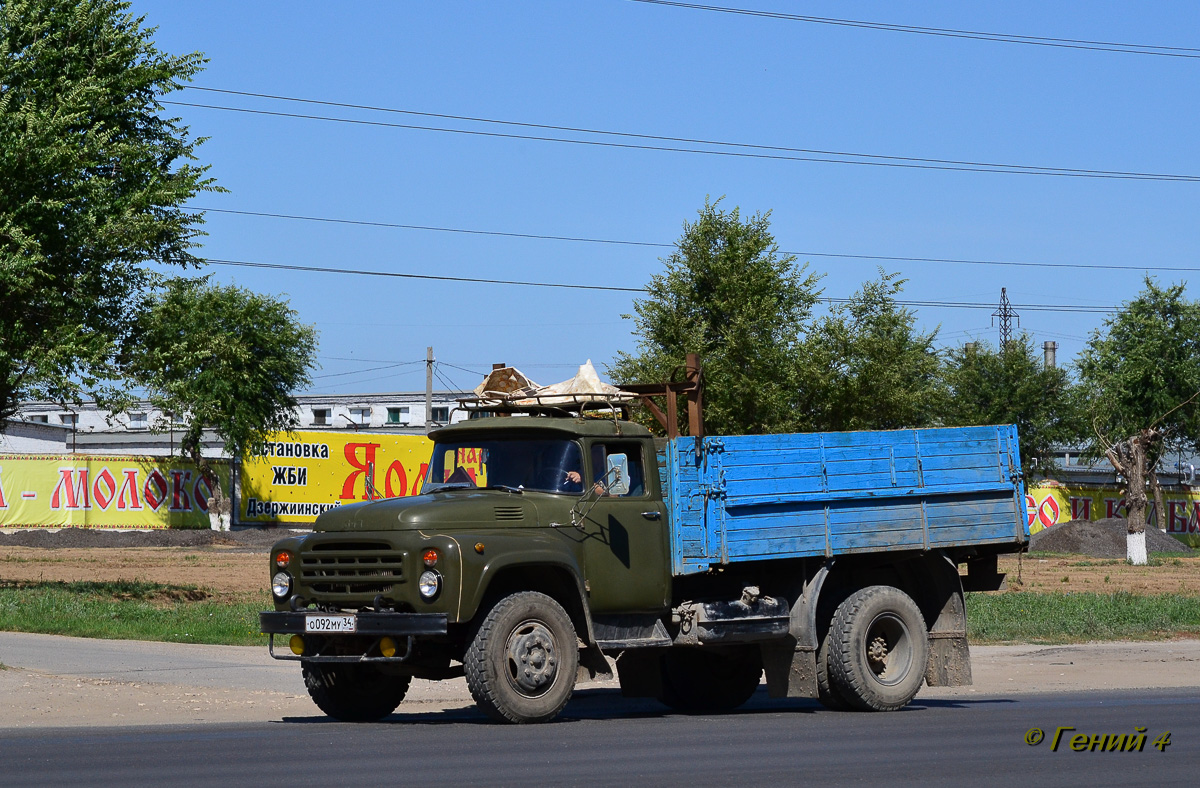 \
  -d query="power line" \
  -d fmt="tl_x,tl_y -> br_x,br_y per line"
630,1 -> 1200,59
438,361 -> 489,377
322,356 -> 578,373
204,257 -> 639,292
200,256 -> 1118,313
181,86 -> 1200,181
189,205 -> 1200,275
309,367 -> 426,390
312,361 -> 423,380
320,355 -> 422,364
165,99 -> 1200,183
190,206 -> 665,248
432,364 -> 466,393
